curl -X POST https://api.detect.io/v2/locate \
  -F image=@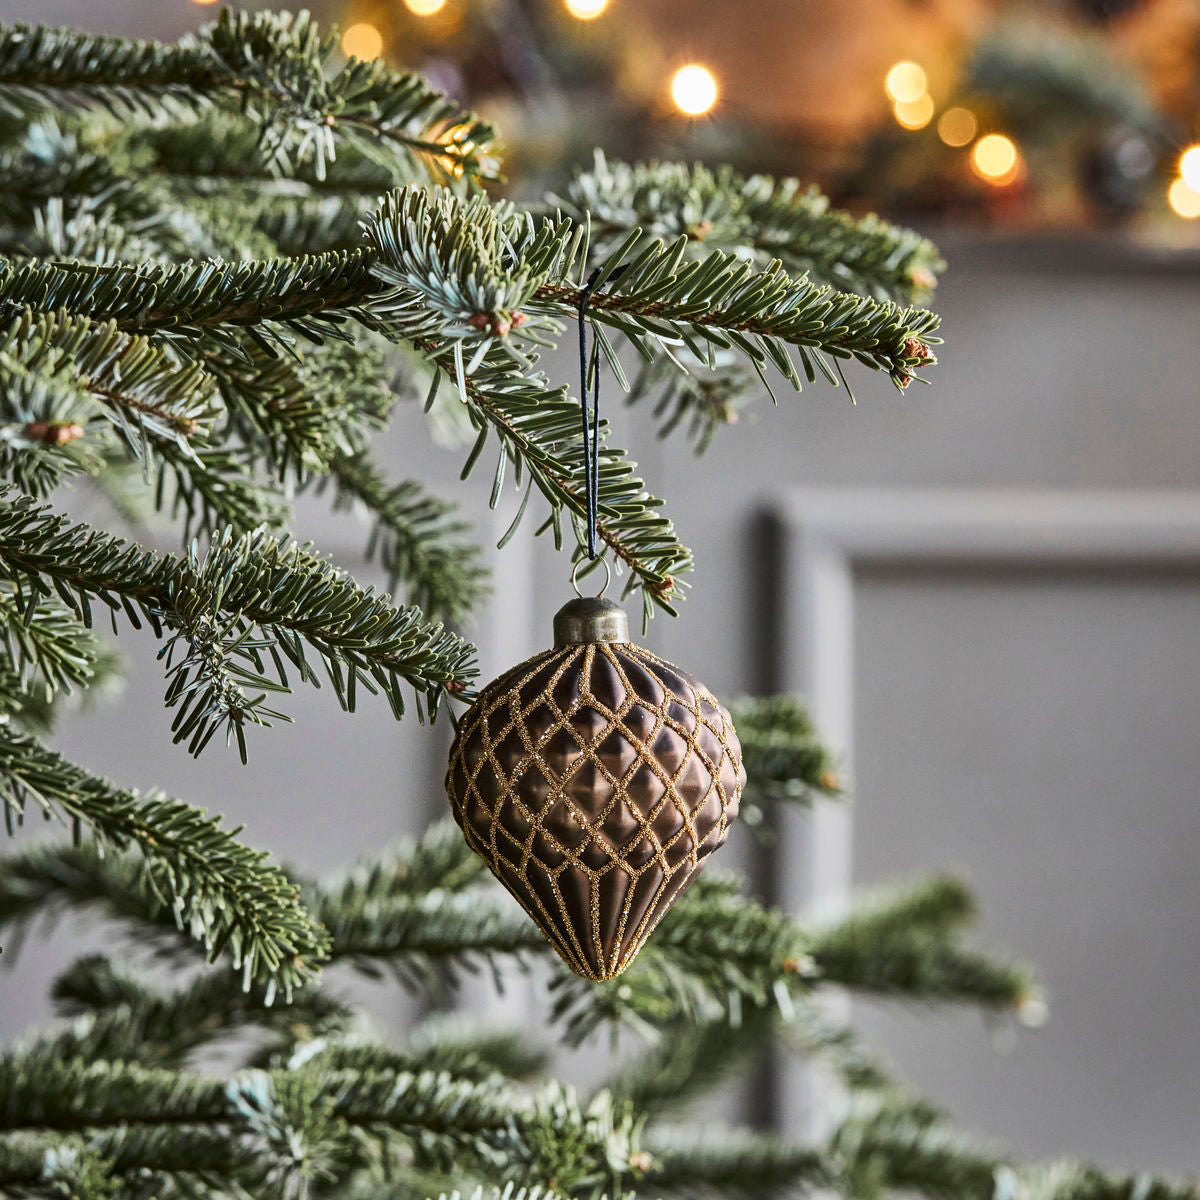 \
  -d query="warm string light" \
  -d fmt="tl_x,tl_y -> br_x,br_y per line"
971,133 -> 1020,185
937,106 -> 977,147
885,61 -> 927,104
671,64 -> 718,116
894,94 -> 934,130
565,0 -> 609,18
340,22 -> 383,60
1179,145 -> 1200,192
1167,177 -> 1200,219
190,0 -> 220,5
404,0 -> 447,14
885,61 -> 934,131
